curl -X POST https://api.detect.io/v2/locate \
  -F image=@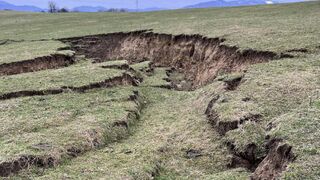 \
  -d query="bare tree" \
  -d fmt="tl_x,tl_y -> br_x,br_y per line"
48,1 -> 58,13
